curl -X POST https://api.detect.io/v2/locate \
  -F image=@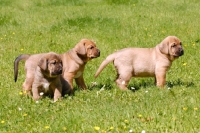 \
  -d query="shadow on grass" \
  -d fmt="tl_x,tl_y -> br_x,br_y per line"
166,78 -> 194,88
89,83 -> 113,91
128,79 -> 155,92
128,78 -> 195,92
63,79 -> 114,98
68,78 -> 195,96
